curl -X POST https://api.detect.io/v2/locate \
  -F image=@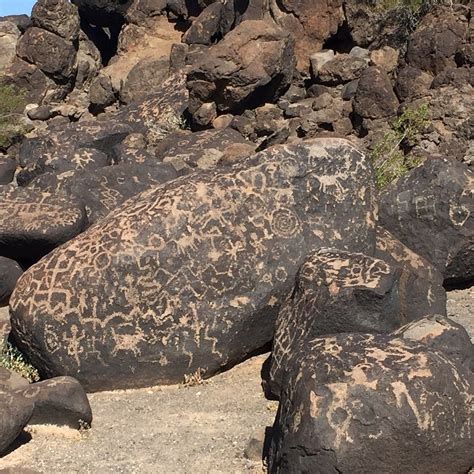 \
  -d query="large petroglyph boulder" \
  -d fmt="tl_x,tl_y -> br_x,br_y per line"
10,138 -> 376,391
269,316 -> 474,473
0,187 -> 87,262
267,244 -> 446,397
379,157 -> 473,285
